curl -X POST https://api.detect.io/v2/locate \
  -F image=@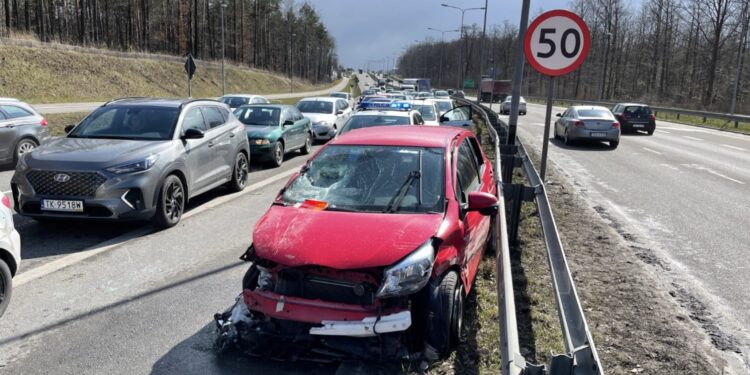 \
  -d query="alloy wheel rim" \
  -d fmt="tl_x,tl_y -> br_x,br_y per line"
306,136 -> 312,149
275,144 -> 283,164
236,155 -> 248,187
18,141 -> 35,156
164,182 -> 184,222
